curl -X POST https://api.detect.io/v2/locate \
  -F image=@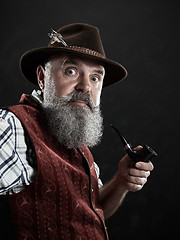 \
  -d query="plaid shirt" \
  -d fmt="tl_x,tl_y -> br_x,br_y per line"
0,109 -> 36,195
0,91 -> 102,195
